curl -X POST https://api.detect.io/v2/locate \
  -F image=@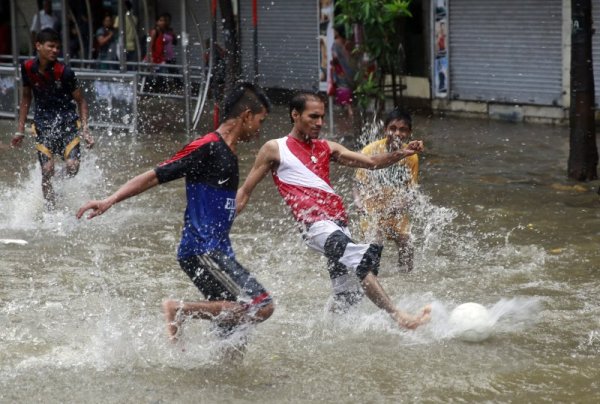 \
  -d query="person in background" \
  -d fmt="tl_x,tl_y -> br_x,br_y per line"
30,0 -> 59,52
76,82 -> 274,347
236,91 -> 431,330
163,12 -> 177,44
331,25 -> 356,120
354,109 -> 419,272
148,12 -> 176,72
12,28 -> 94,210
113,0 -> 139,65
95,13 -> 117,70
